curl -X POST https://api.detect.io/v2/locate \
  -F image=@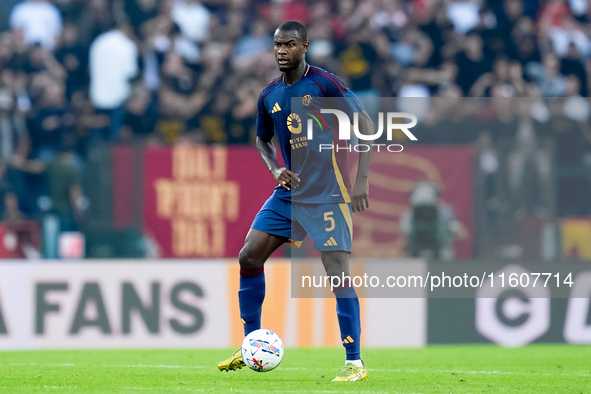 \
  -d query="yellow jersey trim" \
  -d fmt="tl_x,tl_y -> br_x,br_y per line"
332,150 -> 351,203
339,203 -> 353,239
